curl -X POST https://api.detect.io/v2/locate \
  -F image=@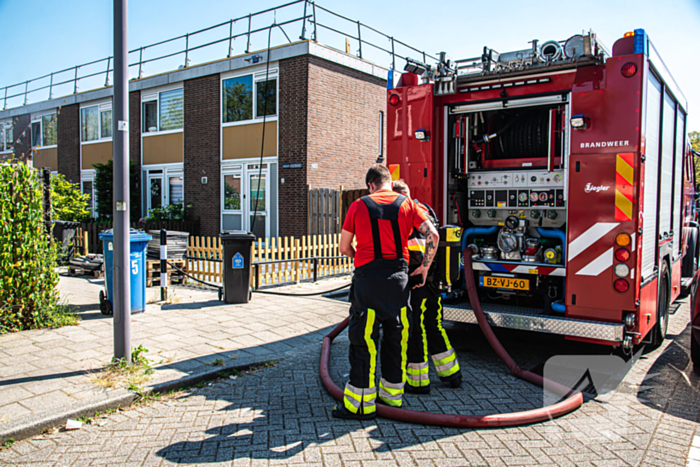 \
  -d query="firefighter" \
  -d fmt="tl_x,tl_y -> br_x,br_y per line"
332,165 -> 439,420
392,180 -> 462,393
